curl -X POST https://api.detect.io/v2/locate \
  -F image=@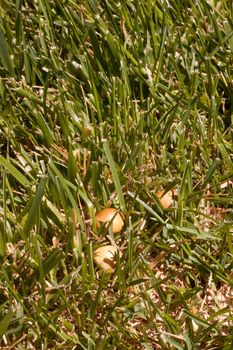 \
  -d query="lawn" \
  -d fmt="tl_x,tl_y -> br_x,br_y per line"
0,0 -> 232,349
